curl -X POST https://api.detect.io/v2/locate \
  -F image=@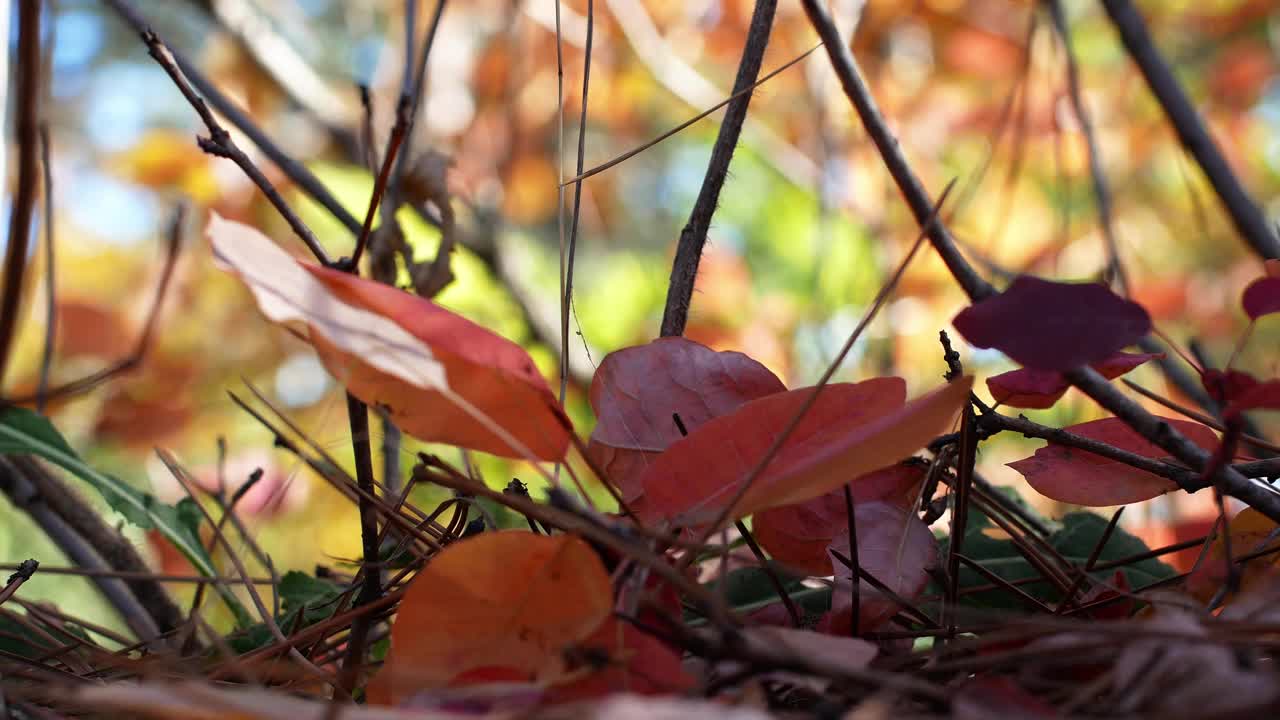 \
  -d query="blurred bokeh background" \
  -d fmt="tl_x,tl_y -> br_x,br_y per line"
3,0 -> 1279,634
